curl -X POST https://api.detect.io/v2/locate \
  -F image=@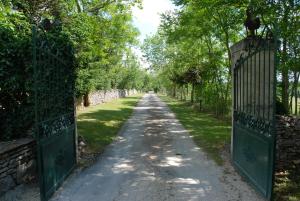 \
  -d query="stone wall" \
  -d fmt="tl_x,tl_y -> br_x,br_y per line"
88,89 -> 137,106
77,89 -> 138,108
0,138 -> 36,196
276,115 -> 300,171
